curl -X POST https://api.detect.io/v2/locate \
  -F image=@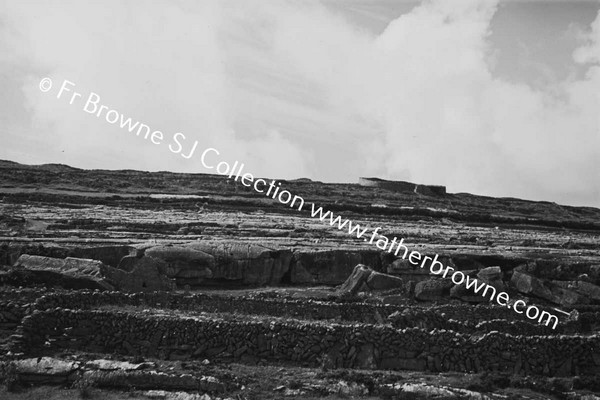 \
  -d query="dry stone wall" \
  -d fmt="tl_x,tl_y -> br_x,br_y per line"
30,290 -> 589,335
13,308 -> 600,377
